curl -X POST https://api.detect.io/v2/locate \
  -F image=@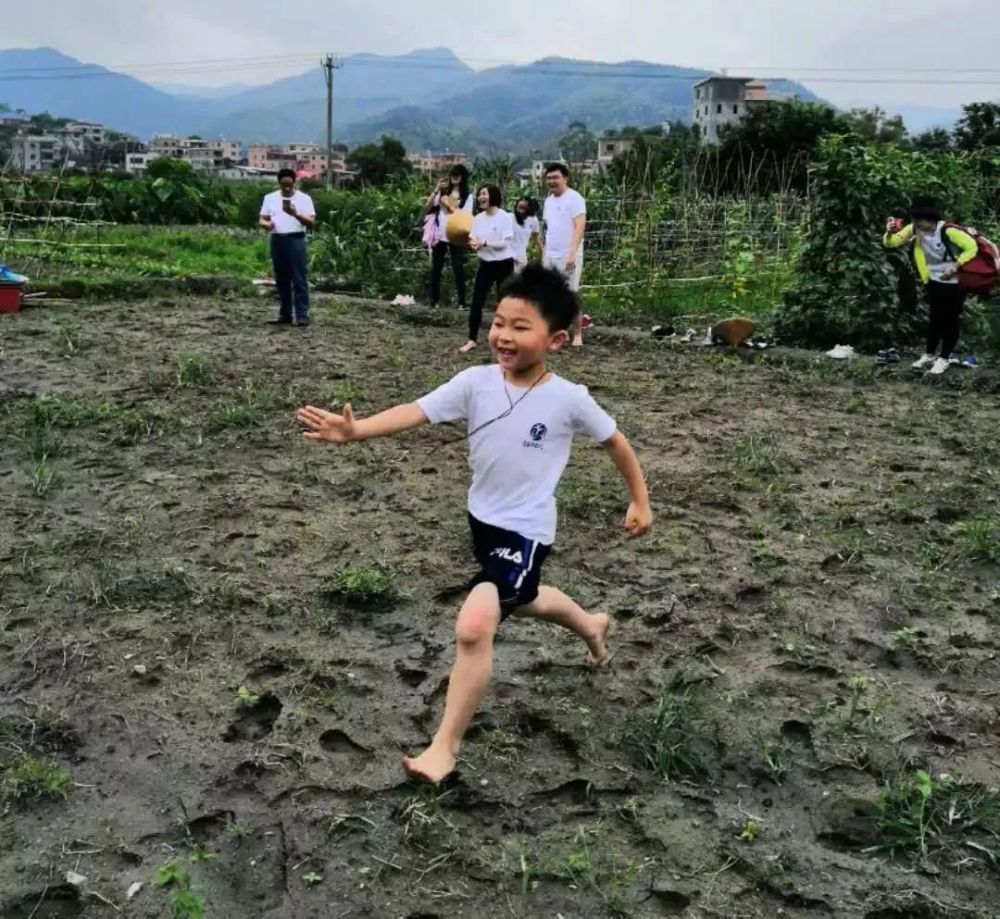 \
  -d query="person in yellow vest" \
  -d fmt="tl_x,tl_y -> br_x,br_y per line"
884,198 -> 978,375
